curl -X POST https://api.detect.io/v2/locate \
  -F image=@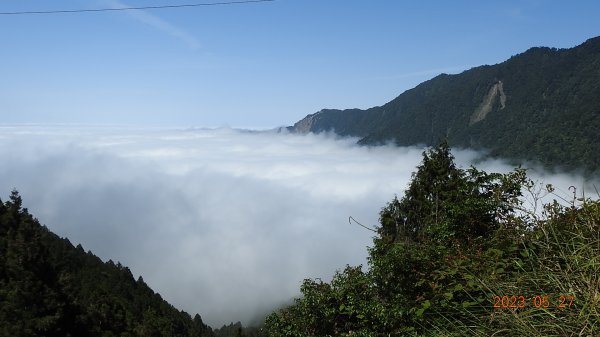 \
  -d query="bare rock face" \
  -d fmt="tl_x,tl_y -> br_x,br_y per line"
291,113 -> 317,133
469,81 -> 506,125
